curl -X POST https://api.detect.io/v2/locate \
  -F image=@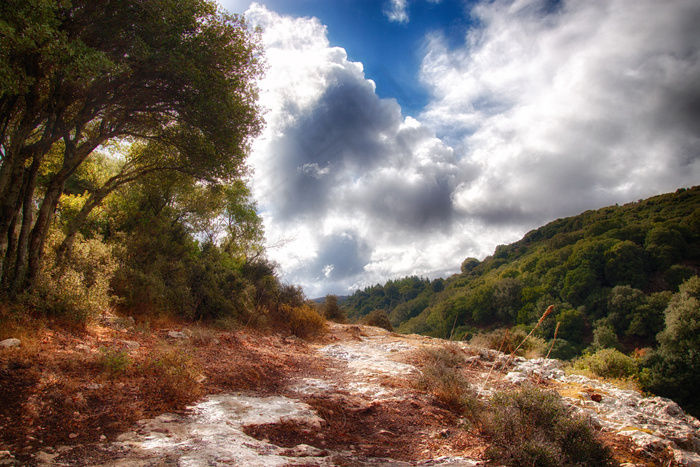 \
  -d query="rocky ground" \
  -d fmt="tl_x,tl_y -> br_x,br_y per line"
1,319 -> 699,466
